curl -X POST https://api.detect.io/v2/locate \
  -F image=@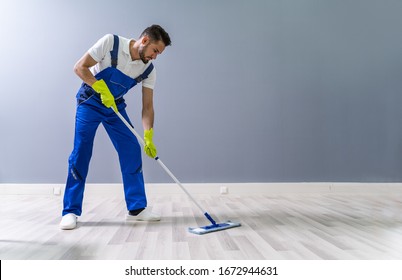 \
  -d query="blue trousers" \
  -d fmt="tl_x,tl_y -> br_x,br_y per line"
62,96 -> 146,216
